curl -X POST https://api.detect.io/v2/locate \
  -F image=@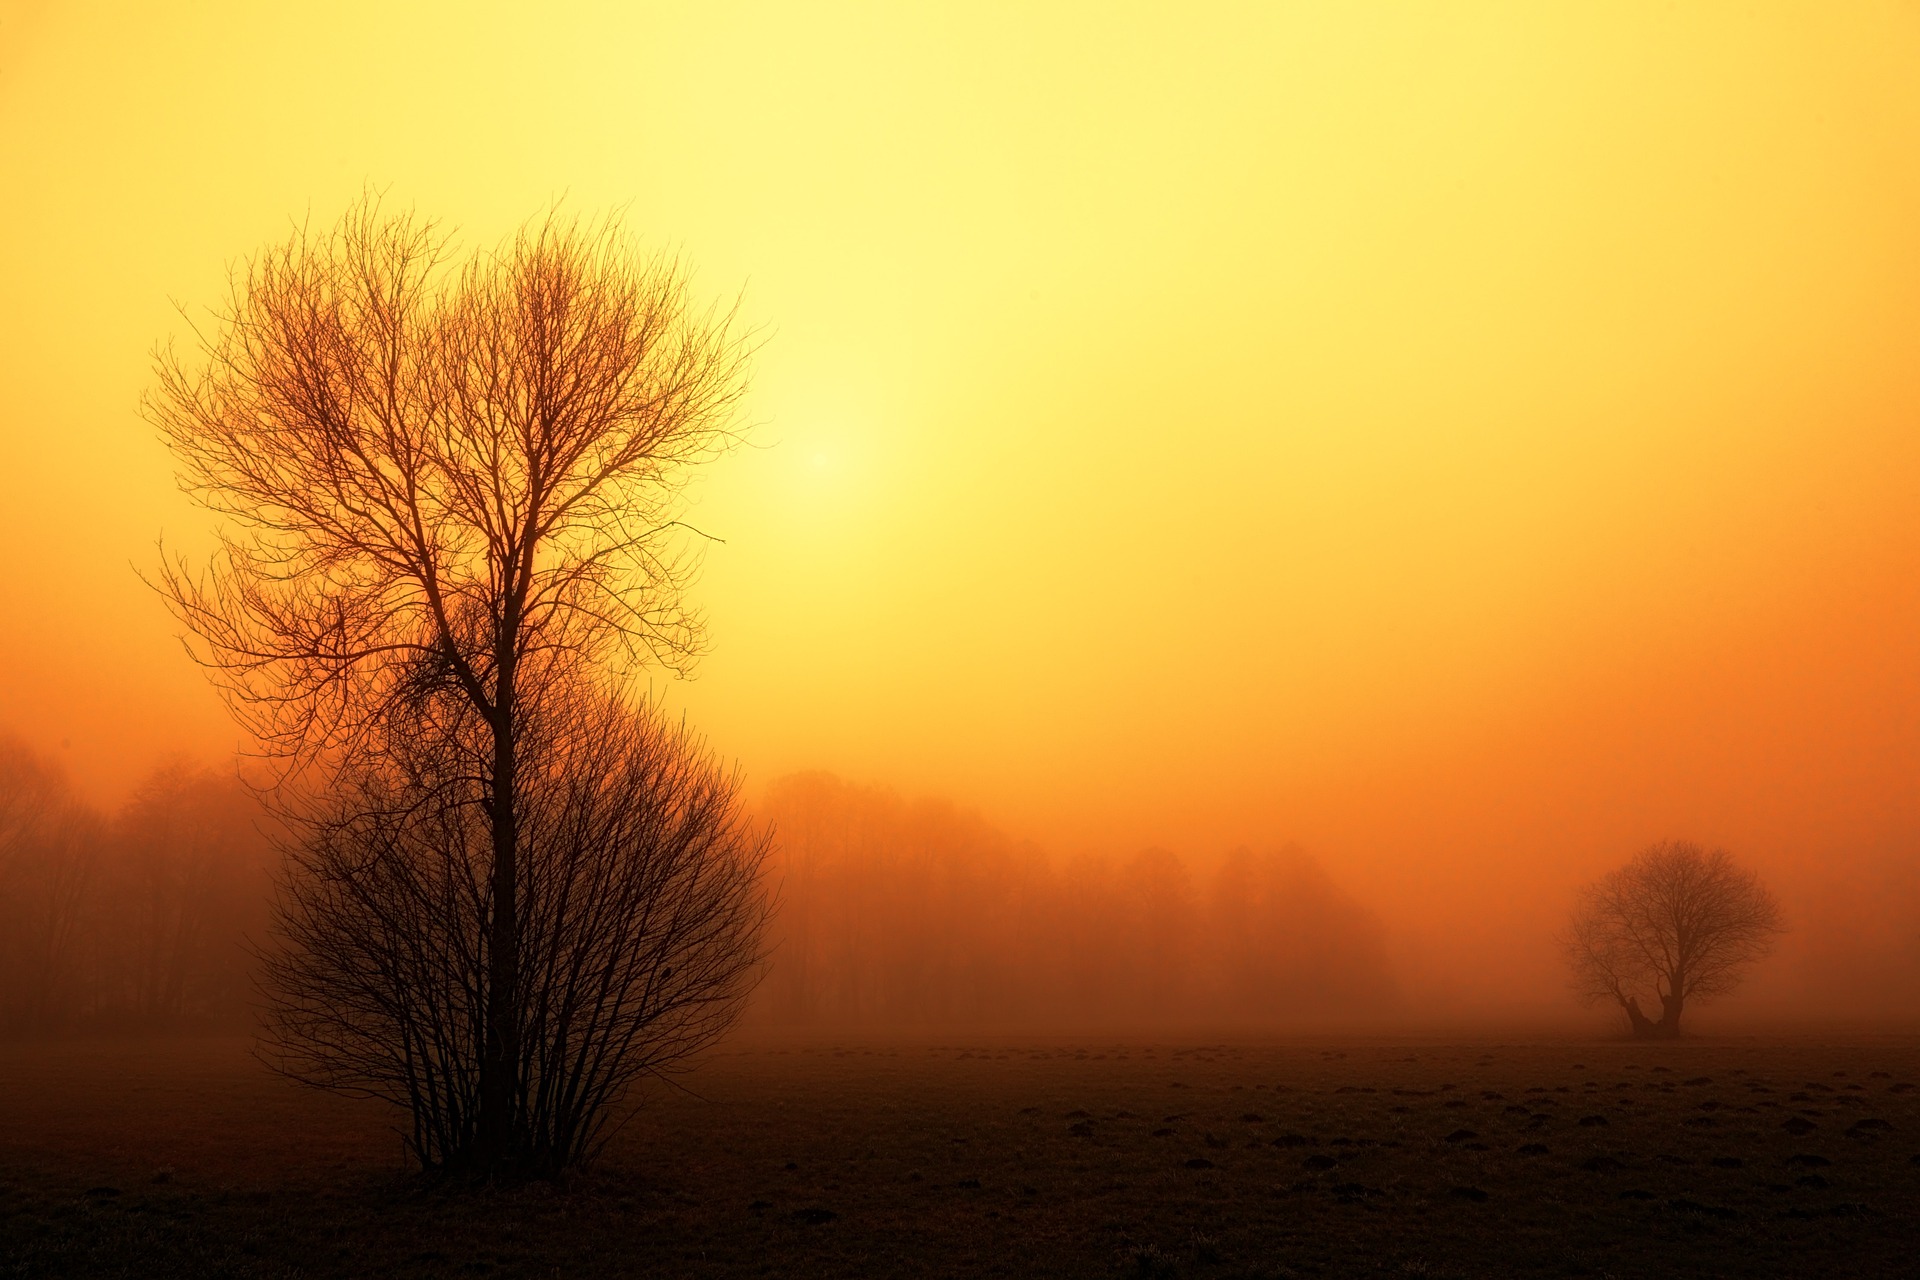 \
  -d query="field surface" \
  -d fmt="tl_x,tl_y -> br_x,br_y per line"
2,1034 -> 1916,1278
